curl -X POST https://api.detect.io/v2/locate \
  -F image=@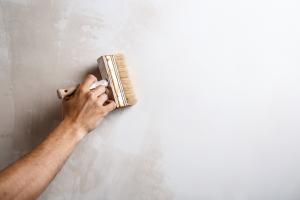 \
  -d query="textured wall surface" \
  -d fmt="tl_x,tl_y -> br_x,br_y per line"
1,0 -> 300,199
